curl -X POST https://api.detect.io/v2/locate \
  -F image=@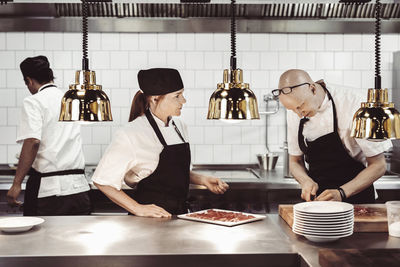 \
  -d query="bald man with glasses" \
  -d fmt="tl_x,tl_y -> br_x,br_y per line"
275,69 -> 391,204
